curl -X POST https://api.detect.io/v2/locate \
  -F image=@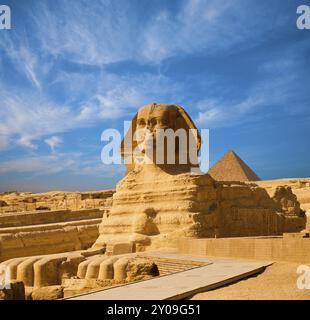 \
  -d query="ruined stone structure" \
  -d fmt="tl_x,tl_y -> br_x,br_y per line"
255,178 -> 310,213
0,209 -> 105,262
0,103 -> 306,299
255,178 -> 310,232
0,190 -> 114,213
